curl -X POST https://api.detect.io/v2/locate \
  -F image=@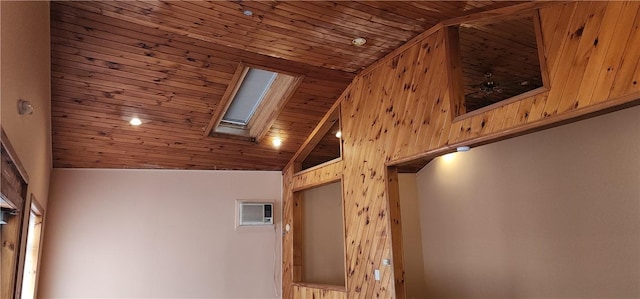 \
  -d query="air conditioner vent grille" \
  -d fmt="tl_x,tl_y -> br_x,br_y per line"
238,202 -> 273,226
